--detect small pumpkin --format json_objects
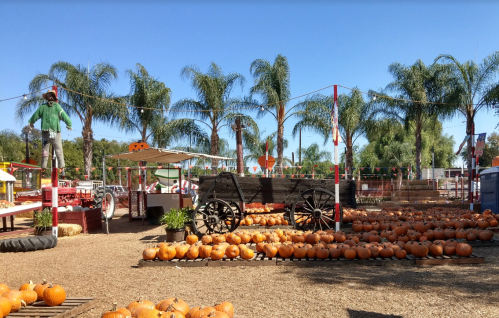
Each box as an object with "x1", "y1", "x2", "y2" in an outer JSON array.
[
  {"x1": 201, "y1": 235, "x2": 213, "y2": 245},
  {"x1": 0, "y1": 285, "x2": 9, "y2": 296},
  {"x1": 103, "y1": 303, "x2": 127, "y2": 318},
  {"x1": 210, "y1": 247, "x2": 225, "y2": 260},
  {"x1": 19, "y1": 280, "x2": 36, "y2": 291},
  {"x1": 200, "y1": 311, "x2": 230, "y2": 318},
  {"x1": 456, "y1": 242, "x2": 473, "y2": 257},
  {"x1": 43, "y1": 284, "x2": 66, "y2": 306},
  {"x1": 278, "y1": 244, "x2": 294, "y2": 258},
  {"x1": 21, "y1": 289, "x2": 38, "y2": 305},
  {"x1": 344, "y1": 248, "x2": 356, "y2": 259},
  {"x1": 213, "y1": 302, "x2": 234, "y2": 318},
  {"x1": 143, "y1": 248, "x2": 157, "y2": 260},
  {"x1": 199, "y1": 245, "x2": 212, "y2": 259},
  {"x1": 158, "y1": 244, "x2": 176, "y2": 261},
  {"x1": 33, "y1": 279, "x2": 49, "y2": 301},
  {"x1": 190, "y1": 307, "x2": 216, "y2": 318},
  {"x1": 0, "y1": 297, "x2": 12, "y2": 316},
  {"x1": 3, "y1": 291, "x2": 26, "y2": 312},
  {"x1": 264, "y1": 244, "x2": 278, "y2": 258},
  {"x1": 186, "y1": 246, "x2": 199, "y2": 259},
  {"x1": 395, "y1": 249, "x2": 407, "y2": 259},
  {"x1": 186, "y1": 234, "x2": 199, "y2": 245},
  {"x1": 225, "y1": 245, "x2": 240, "y2": 259},
  {"x1": 429, "y1": 243, "x2": 444, "y2": 257},
  {"x1": 127, "y1": 297, "x2": 155, "y2": 317},
  {"x1": 240, "y1": 247, "x2": 254, "y2": 260}
]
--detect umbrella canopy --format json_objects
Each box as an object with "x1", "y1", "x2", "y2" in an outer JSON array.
[
  {"x1": 106, "y1": 147, "x2": 233, "y2": 163},
  {"x1": 0, "y1": 169, "x2": 16, "y2": 182}
]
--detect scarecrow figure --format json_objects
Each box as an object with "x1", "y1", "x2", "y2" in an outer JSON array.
[{"x1": 28, "y1": 90, "x2": 72, "y2": 170}]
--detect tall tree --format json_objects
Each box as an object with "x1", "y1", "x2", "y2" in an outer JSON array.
[
  {"x1": 172, "y1": 62, "x2": 258, "y2": 171},
  {"x1": 244, "y1": 132, "x2": 290, "y2": 170},
  {"x1": 380, "y1": 59, "x2": 456, "y2": 180},
  {"x1": 16, "y1": 61, "x2": 119, "y2": 175},
  {"x1": 301, "y1": 143, "x2": 331, "y2": 178},
  {"x1": 461, "y1": 132, "x2": 499, "y2": 167},
  {"x1": 434, "y1": 52, "x2": 499, "y2": 181},
  {"x1": 250, "y1": 54, "x2": 291, "y2": 174},
  {"x1": 293, "y1": 89, "x2": 376, "y2": 180}
]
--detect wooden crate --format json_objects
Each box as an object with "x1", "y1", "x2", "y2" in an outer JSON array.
[
  {"x1": 7, "y1": 298, "x2": 96, "y2": 317},
  {"x1": 59, "y1": 209, "x2": 102, "y2": 233}
]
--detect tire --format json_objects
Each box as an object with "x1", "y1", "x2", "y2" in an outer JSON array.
[
  {"x1": 94, "y1": 187, "x2": 116, "y2": 220},
  {"x1": 0, "y1": 235, "x2": 57, "y2": 253}
]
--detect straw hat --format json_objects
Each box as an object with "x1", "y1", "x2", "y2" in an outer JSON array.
[{"x1": 42, "y1": 90, "x2": 57, "y2": 100}]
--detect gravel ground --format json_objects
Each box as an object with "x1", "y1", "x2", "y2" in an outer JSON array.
[{"x1": 2, "y1": 209, "x2": 499, "y2": 318}]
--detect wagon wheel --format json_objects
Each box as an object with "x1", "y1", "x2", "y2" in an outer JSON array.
[
  {"x1": 229, "y1": 201, "x2": 244, "y2": 229},
  {"x1": 290, "y1": 188, "x2": 343, "y2": 231},
  {"x1": 192, "y1": 199, "x2": 237, "y2": 235}
]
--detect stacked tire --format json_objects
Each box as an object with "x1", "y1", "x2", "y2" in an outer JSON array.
[{"x1": 0, "y1": 235, "x2": 57, "y2": 253}]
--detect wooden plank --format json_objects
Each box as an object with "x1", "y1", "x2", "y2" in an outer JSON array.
[
  {"x1": 8, "y1": 298, "x2": 96, "y2": 318},
  {"x1": 138, "y1": 259, "x2": 208, "y2": 267}
]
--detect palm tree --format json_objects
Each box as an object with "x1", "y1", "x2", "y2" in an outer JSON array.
[
  {"x1": 250, "y1": 54, "x2": 291, "y2": 174},
  {"x1": 119, "y1": 64, "x2": 206, "y2": 148},
  {"x1": 434, "y1": 52, "x2": 499, "y2": 181},
  {"x1": 382, "y1": 141, "x2": 413, "y2": 190},
  {"x1": 293, "y1": 89, "x2": 376, "y2": 180},
  {"x1": 244, "y1": 132, "x2": 291, "y2": 171},
  {"x1": 380, "y1": 59, "x2": 456, "y2": 180},
  {"x1": 16, "y1": 61, "x2": 118, "y2": 175},
  {"x1": 302, "y1": 143, "x2": 331, "y2": 179},
  {"x1": 172, "y1": 62, "x2": 258, "y2": 171}
]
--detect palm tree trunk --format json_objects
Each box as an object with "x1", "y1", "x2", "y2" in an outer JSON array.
[
  {"x1": 415, "y1": 120, "x2": 422, "y2": 180},
  {"x1": 276, "y1": 106, "x2": 285, "y2": 175},
  {"x1": 210, "y1": 129, "x2": 219, "y2": 173},
  {"x1": 346, "y1": 133, "x2": 354, "y2": 181},
  {"x1": 466, "y1": 111, "x2": 474, "y2": 200},
  {"x1": 82, "y1": 117, "x2": 93, "y2": 177}
]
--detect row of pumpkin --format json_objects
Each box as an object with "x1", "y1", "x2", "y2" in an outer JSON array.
[
  {"x1": 0, "y1": 280, "x2": 66, "y2": 317},
  {"x1": 142, "y1": 238, "x2": 473, "y2": 261},
  {"x1": 236, "y1": 214, "x2": 288, "y2": 226},
  {"x1": 103, "y1": 297, "x2": 234, "y2": 318}
]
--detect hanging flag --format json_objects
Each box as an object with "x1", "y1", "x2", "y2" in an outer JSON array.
[
  {"x1": 298, "y1": 166, "x2": 302, "y2": 169},
  {"x1": 92, "y1": 167, "x2": 95, "y2": 171},
  {"x1": 301, "y1": 174, "x2": 305, "y2": 177},
  {"x1": 158, "y1": 166, "x2": 163, "y2": 169},
  {"x1": 345, "y1": 167, "x2": 348, "y2": 171},
  {"x1": 392, "y1": 167, "x2": 395, "y2": 171},
  {"x1": 272, "y1": 174, "x2": 275, "y2": 178},
  {"x1": 108, "y1": 167, "x2": 113, "y2": 171},
  {"x1": 189, "y1": 165, "x2": 194, "y2": 169},
  {"x1": 475, "y1": 133, "x2": 486, "y2": 156},
  {"x1": 456, "y1": 135, "x2": 470, "y2": 155},
  {"x1": 376, "y1": 167, "x2": 380, "y2": 172},
  {"x1": 75, "y1": 167, "x2": 80, "y2": 171},
  {"x1": 253, "y1": 167, "x2": 257, "y2": 172},
  {"x1": 125, "y1": 167, "x2": 130, "y2": 170},
  {"x1": 205, "y1": 166, "x2": 209, "y2": 169},
  {"x1": 329, "y1": 167, "x2": 333, "y2": 172},
  {"x1": 291, "y1": 174, "x2": 294, "y2": 178},
  {"x1": 360, "y1": 167, "x2": 364, "y2": 171},
  {"x1": 222, "y1": 166, "x2": 226, "y2": 170},
  {"x1": 285, "y1": 166, "x2": 289, "y2": 169}
]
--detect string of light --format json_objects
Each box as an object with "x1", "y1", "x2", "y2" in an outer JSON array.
[{"x1": 0, "y1": 86, "x2": 52, "y2": 103}]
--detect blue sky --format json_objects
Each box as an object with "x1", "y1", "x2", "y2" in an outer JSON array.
[{"x1": 1, "y1": 1, "x2": 498, "y2": 168}]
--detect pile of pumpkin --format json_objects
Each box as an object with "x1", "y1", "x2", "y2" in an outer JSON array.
[
  {"x1": 103, "y1": 296, "x2": 234, "y2": 318},
  {"x1": 143, "y1": 229, "x2": 474, "y2": 261},
  {"x1": 347, "y1": 208, "x2": 497, "y2": 243},
  {"x1": 0, "y1": 280, "x2": 66, "y2": 317},
  {"x1": 237, "y1": 213, "x2": 288, "y2": 226}
]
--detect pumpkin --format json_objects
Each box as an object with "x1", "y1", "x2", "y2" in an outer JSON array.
[
  {"x1": 240, "y1": 248, "x2": 254, "y2": 260},
  {"x1": 213, "y1": 302, "x2": 234, "y2": 318},
  {"x1": 278, "y1": 244, "x2": 294, "y2": 258},
  {"x1": 443, "y1": 245, "x2": 456, "y2": 256},
  {"x1": 0, "y1": 285, "x2": 8, "y2": 296},
  {"x1": 200, "y1": 311, "x2": 230, "y2": 318},
  {"x1": 213, "y1": 235, "x2": 226, "y2": 244},
  {"x1": 395, "y1": 249, "x2": 407, "y2": 259},
  {"x1": 175, "y1": 244, "x2": 190, "y2": 259},
  {"x1": 33, "y1": 279, "x2": 49, "y2": 300},
  {"x1": 357, "y1": 247, "x2": 371, "y2": 259},
  {"x1": 225, "y1": 245, "x2": 240, "y2": 258},
  {"x1": 186, "y1": 246, "x2": 199, "y2": 259},
  {"x1": 252, "y1": 233, "x2": 264, "y2": 243},
  {"x1": 201, "y1": 235, "x2": 213, "y2": 245},
  {"x1": 305, "y1": 233, "x2": 320, "y2": 244},
  {"x1": 3, "y1": 291, "x2": 26, "y2": 312},
  {"x1": 456, "y1": 243, "x2": 473, "y2": 257},
  {"x1": 368, "y1": 246, "x2": 379, "y2": 258},
  {"x1": 143, "y1": 248, "x2": 157, "y2": 260},
  {"x1": 157, "y1": 298, "x2": 189, "y2": 315},
  {"x1": 344, "y1": 248, "x2": 356, "y2": 259},
  {"x1": 466, "y1": 233, "x2": 477, "y2": 241},
  {"x1": 0, "y1": 297, "x2": 11, "y2": 316},
  {"x1": 103, "y1": 303, "x2": 127, "y2": 318},
  {"x1": 20, "y1": 280, "x2": 36, "y2": 291},
  {"x1": 264, "y1": 244, "x2": 278, "y2": 258},
  {"x1": 411, "y1": 243, "x2": 429, "y2": 258},
  {"x1": 127, "y1": 297, "x2": 155, "y2": 317},
  {"x1": 43, "y1": 284, "x2": 66, "y2": 306},
  {"x1": 199, "y1": 245, "x2": 212, "y2": 258},
  {"x1": 210, "y1": 247, "x2": 225, "y2": 260},
  {"x1": 190, "y1": 307, "x2": 216, "y2": 318},
  {"x1": 21, "y1": 289, "x2": 38, "y2": 305},
  {"x1": 186, "y1": 235, "x2": 199, "y2": 245},
  {"x1": 158, "y1": 245, "x2": 176, "y2": 261},
  {"x1": 478, "y1": 230, "x2": 494, "y2": 241},
  {"x1": 306, "y1": 246, "x2": 316, "y2": 258},
  {"x1": 316, "y1": 248, "x2": 329, "y2": 259},
  {"x1": 429, "y1": 243, "x2": 444, "y2": 256},
  {"x1": 379, "y1": 246, "x2": 394, "y2": 258},
  {"x1": 117, "y1": 306, "x2": 132, "y2": 317},
  {"x1": 293, "y1": 247, "x2": 307, "y2": 259},
  {"x1": 136, "y1": 308, "x2": 166, "y2": 317}
]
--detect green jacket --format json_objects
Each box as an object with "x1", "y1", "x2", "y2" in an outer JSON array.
[{"x1": 28, "y1": 103, "x2": 72, "y2": 132}]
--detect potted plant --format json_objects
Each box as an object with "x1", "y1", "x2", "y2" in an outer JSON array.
[
  {"x1": 160, "y1": 208, "x2": 187, "y2": 242},
  {"x1": 34, "y1": 208, "x2": 52, "y2": 236}
]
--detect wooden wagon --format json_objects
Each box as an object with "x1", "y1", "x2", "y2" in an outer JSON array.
[{"x1": 193, "y1": 172, "x2": 356, "y2": 234}]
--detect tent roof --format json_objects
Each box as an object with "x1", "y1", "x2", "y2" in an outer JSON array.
[
  {"x1": 106, "y1": 147, "x2": 233, "y2": 163},
  {"x1": 0, "y1": 170, "x2": 16, "y2": 182}
]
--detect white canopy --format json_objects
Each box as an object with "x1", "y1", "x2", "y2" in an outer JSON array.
[
  {"x1": 106, "y1": 147, "x2": 233, "y2": 163},
  {"x1": 0, "y1": 169, "x2": 16, "y2": 182}
]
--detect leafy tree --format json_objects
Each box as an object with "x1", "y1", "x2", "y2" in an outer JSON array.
[
  {"x1": 460, "y1": 132, "x2": 499, "y2": 167},
  {"x1": 434, "y1": 52, "x2": 499, "y2": 180},
  {"x1": 244, "y1": 132, "x2": 290, "y2": 169},
  {"x1": 172, "y1": 62, "x2": 258, "y2": 171},
  {"x1": 0, "y1": 129, "x2": 24, "y2": 161},
  {"x1": 17, "y1": 61, "x2": 119, "y2": 175},
  {"x1": 379, "y1": 59, "x2": 456, "y2": 179},
  {"x1": 301, "y1": 143, "x2": 331, "y2": 178},
  {"x1": 250, "y1": 54, "x2": 291, "y2": 174}
]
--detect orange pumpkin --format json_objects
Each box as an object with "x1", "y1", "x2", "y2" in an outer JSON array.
[
  {"x1": 157, "y1": 297, "x2": 189, "y2": 315},
  {"x1": 21, "y1": 289, "x2": 38, "y2": 305},
  {"x1": 33, "y1": 279, "x2": 49, "y2": 301},
  {"x1": 213, "y1": 302, "x2": 234, "y2": 318},
  {"x1": 240, "y1": 248, "x2": 254, "y2": 260},
  {"x1": 19, "y1": 280, "x2": 36, "y2": 291},
  {"x1": 199, "y1": 245, "x2": 212, "y2": 259},
  {"x1": 0, "y1": 297, "x2": 12, "y2": 316},
  {"x1": 143, "y1": 248, "x2": 157, "y2": 260},
  {"x1": 158, "y1": 245, "x2": 176, "y2": 261},
  {"x1": 186, "y1": 235, "x2": 199, "y2": 245},
  {"x1": 43, "y1": 284, "x2": 66, "y2": 306},
  {"x1": 2, "y1": 291, "x2": 25, "y2": 312},
  {"x1": 200, "y1": 311, "x2": 230, "y2": 318},
  {"x1": 103, "y1": 303, "x2": 127, "y2": 318},
  {"x1": 0, "y1": 285, "x2": 9, "y2": 296},
  {"x1": 127, "y1": 297, "x2": 155, "y2": 317}
]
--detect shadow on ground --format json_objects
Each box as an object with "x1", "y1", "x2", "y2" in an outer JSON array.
[{"x1": 347, "y1": 309, "x2": 403, "y2": 318}]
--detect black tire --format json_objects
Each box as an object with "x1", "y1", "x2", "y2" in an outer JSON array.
[
  {"x1": 94, "y1": 187, "x2": 116, "y2": 220},
  {"x1": 0, "y1": 235, "x2": 57, "y2": 253}
]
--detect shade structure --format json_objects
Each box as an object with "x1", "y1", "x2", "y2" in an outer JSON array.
[
  {"x1": 106, "y1": 147, "x2": 233, "y2": 164},
  {"x1": 0, "y1": 169, "x2": 16, "y2": 182}
]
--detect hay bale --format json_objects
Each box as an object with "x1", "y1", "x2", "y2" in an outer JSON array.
[
  {"x1": 16, "y1": 211, "x2": 34, "y2": 218},
  {"x1": 58, "y1": 224, "x2": 82, "y2": 237}
]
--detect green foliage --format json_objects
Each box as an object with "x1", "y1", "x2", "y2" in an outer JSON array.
[
  {"x1": 34, "y1": 208, "x2": 52, "y2": 230},
  {"x1": 460, "y1": 132, "x2": 499, "y2": 167},
  {"x1": 159, "y1": 207, "x2": 191, "y2": 229},
  {"x1": 0, "y1": 129, "x2": 24, "y2": 161}
]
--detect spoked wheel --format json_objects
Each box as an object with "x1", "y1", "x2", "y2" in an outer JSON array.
[
  {"x1": 192, "y1": 199, "x2": 237, "y2": 235},
  {"x1": 229, "y1": 201, "x2": 244, "y2": 229},
  {"x1": 290, "y1": 188, "x2": 343, "y2": 231}
]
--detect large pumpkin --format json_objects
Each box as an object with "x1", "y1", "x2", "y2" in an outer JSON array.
[
  {"x1": 2, "y1": 291, "x2": 25, "y2": 312},
  {"x1": 103, "y1": 303, "x2": 127, "y2": 318},
  {"x1": 0, "y1": 297, "x2": 11, "y2": 316},
  {"x1": 456, "y1": 243, "x2": 473, "y2": 257},
  {"x1": 157, "y1": 297, "x2": 189, "y2": 315},
  {"x1": 43, "y1": 284, "x2": 66, "y2": 306},
  {"x1": 213, "y1": 302, "x2": 234, "y2": 318}
]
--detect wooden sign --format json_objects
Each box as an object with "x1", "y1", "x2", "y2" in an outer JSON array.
[
  {"x1": 129, "y1": 142, "x2": 150, "y2": 152},
  {"x1": 258, "y1": 155, "x2": 275, "y2": 169}
]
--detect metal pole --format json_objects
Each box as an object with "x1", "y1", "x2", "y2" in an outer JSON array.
[
  {"x1": 470, "y1": 123, "x2": 475, "y2": 211},
  {"x1": 102, "y1": 150, "x2": 108, "y2": 234},
  {"x1": 299, "y1": 128, "x2": 302, "y2": 166},
  {"x1": 188, "y1": 133, "x2": 191, "y2": 193},
  {"x1": 333, "y1": 85, "x2": 340, "y2": 232},
  {"x1": 432, "y1": 146, "x2": 435, "y2": 190},
  {"x1": 51, "y1": 85, "x2": 58, "y2": 238},
  {"x1": 265, "y1": 141, "x2": 269, "y2": 178},
  {"x1": 475, "y1": 155, "x2": 479, "y2": 201},
  {"x1": 118, "y1": 159, "x2": 122, "y2": 186},
  {"x1": 236, "y1": 117, "x2": 244, "y2": 177}
]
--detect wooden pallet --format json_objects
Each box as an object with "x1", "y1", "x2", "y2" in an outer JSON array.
[
  {"x1": 138, "y1": 252, "x2": 484, "y2": 267},
  {"x1": 7, "y1": 298, "x2": 96, "y2": 318}
]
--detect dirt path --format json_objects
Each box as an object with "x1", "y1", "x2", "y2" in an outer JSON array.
[{"x1": 1, "y1": 210, "x2": 498, "y2": 318}]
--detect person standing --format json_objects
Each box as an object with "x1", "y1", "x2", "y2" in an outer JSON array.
[{"x1": 28, "y1": 90, "x2": 72, "y2": 171}]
